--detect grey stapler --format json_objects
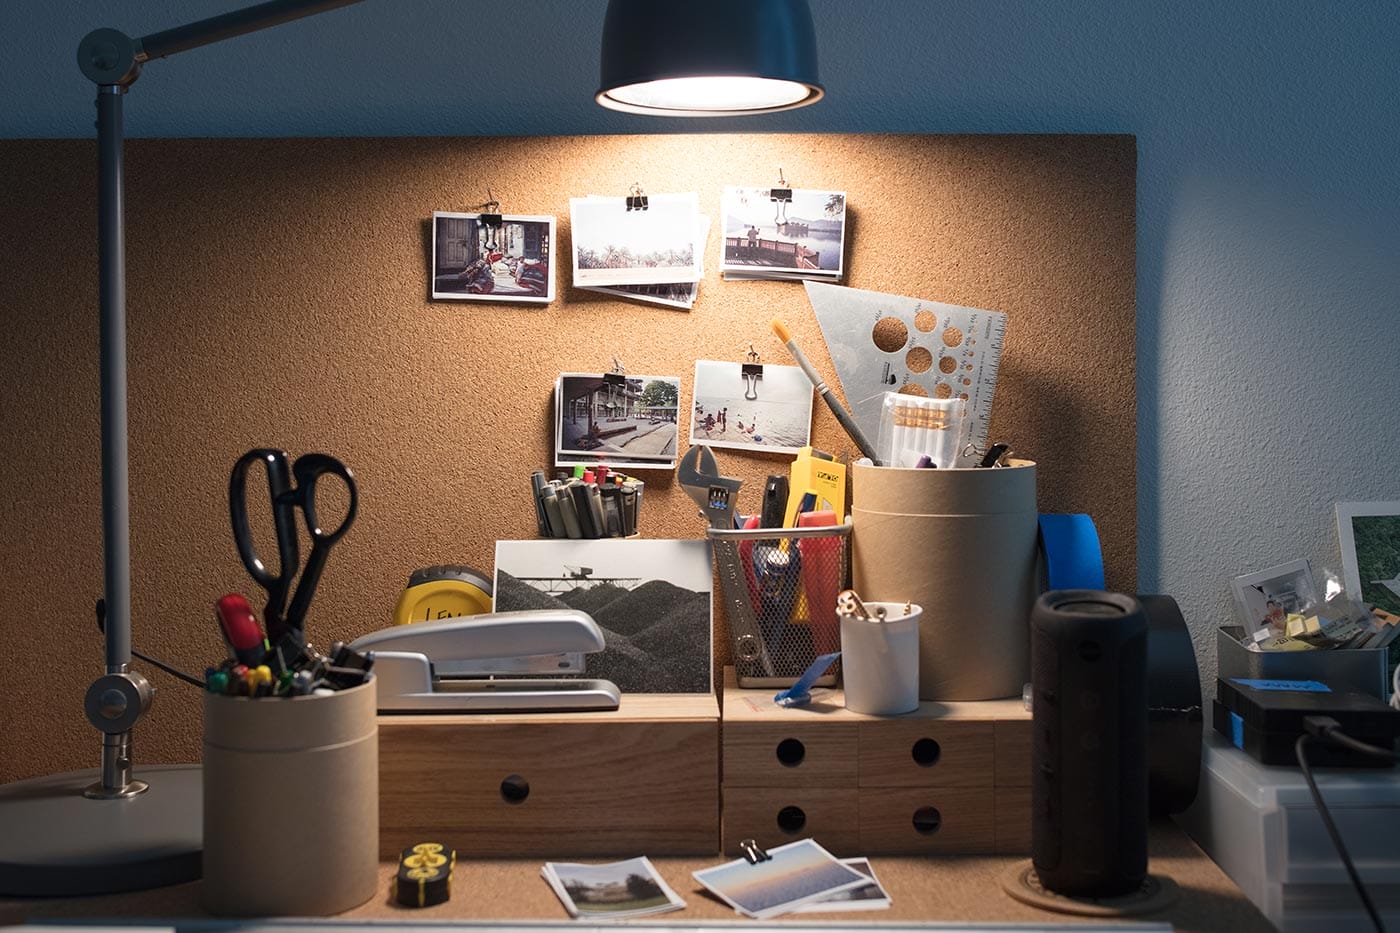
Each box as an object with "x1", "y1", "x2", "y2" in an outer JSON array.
[{"x1": 349, "y1": 609, "x2": 621, "y2": 712}]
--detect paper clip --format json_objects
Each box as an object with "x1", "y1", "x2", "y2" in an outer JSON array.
[
  {"x1": 626, "y1": 182, "x2": 649, "y2": 212},
  {"x1": 739, "y1": 838, "x2": 771, "y2": 864},
  {"x1": 741, "y1": 344, "x2": 764, "y2": 401}
]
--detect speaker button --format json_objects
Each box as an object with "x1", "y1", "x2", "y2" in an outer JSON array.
[{"x1": 1079, "y1": 691, "x2": 1100, "y2": 711}]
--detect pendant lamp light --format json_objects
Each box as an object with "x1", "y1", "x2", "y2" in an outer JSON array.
[{"x1": 597, "y1": 0, "x2": 824, "y2": 116}]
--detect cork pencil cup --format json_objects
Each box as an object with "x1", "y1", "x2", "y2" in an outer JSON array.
[{"x1": 201, "y1": 676, "x2": 378, "y2": 916}]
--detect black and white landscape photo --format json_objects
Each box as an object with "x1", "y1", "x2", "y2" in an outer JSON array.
[{"x1": 493, "y1": 539, "x2": 712, "y2": 693}]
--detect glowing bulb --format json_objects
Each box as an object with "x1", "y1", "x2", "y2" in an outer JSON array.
[{"x1": 598, "y1": 76, "x2": 820, "y2": 116}]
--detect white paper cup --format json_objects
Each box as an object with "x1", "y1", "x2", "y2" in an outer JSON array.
[{"x1": 840, "y1": 602, "x2": 921, "y2": 715}]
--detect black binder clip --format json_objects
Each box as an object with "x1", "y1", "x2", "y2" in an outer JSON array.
[
  {"x1": 602, "y1": 357, "x2": 627, "y2": 388},
  {"x1": 479, "y1": 188, "x2": 503, "y2": 229},
  {"x1": 626, "y1": 182, "x2": 649, "y2": 212},
  {"x1": 739, "y1": 838, "x2": 771, "y2": 864},
  {"x1": 741, "y1": 344, "x2": 763, "y2": 401}
]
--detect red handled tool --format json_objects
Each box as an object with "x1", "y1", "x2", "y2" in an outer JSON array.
[{"x1": 215, "y1": 594, "x2": 267, "y2": 667}]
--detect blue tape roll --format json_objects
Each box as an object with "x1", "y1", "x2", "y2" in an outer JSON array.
[{"x1": 1038, "y1": 513, "x2": 1105, "y2": 591}]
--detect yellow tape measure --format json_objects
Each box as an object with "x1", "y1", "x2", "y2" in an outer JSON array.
[
  {"x1": 393, "y1": 842, "x2": 455, "y2": 908},
  {"x1": 391, "y1": 565, "x2": 493, "y2": 626}
]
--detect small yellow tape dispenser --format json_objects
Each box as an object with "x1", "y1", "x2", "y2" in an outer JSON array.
[{"x1": 391, "y1": 565, "x2": 493, "y2": 626}]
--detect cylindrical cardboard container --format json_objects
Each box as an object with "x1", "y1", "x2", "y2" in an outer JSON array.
[
  {"x1": 841, "y1": 602, "x2": 921, "y2": 715},
  {"x1": 201, "y1": 677, "x2": 378, "y2": 916},
  {"x1": 851, "y1": 460, "x2": 1037, "y2": 700}
]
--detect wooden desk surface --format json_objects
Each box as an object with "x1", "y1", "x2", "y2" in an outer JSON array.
[{"x1": 1, "y1": 822, "x2": 1270, "y2": 932}]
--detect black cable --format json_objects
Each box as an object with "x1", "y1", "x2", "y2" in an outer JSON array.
[
  {"x1": 95, "y1": 598, "x2": 206, "y2": 689},
  {"x1": 1295, "y1": 732, "x2": 1387, "y2": 933}
]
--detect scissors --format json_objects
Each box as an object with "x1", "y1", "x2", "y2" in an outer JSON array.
[{"x1": 229, "y1": 449, "x2": 358, "y2": 668}]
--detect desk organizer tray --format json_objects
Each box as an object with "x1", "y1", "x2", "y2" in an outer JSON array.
[
  {"x1": 378, "y1": 693, "x2": 718, "y2": 857},
  {"x1": 720, "y1": 670, "x2": 1030, "y2": 856}
]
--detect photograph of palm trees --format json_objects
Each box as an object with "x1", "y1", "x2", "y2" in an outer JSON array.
[
  {"x1": 494, "y1": 539, "x2": 712, "y2": 694},
  {"x1": 570, "y1": 193, "x2": 702, "y2": 286}
]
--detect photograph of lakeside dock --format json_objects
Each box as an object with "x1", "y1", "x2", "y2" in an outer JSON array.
[
  {"x1": 556, "y1": 372, "x2": 681, "y2": 468},
  {"x1": 720, "y1": 186, "x2": 846, "y2": 281}
]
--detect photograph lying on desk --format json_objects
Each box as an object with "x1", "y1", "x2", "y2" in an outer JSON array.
[
  {"x1": 556, "y1": 372, "x2": 681, "y2": 468},
  {"x1": 570, "y1": 193, "x2": 702, "y2": 286},
  {"x1": 542, "y1": 856, "x2": 686, "y2": 920},
  {"x1": 690, "y1": 359, "x2": 814, "y2": 454},
  {"x1": 1337, "y1": 501, "x2": 1400, "y2": 615},
  {"x1": 494, "y1": 539, "x2": 712, "y2": 693},
  {"x1": 431, "y1": 211, "x2": 554, "y2": 302},
  {"x1": 580, "y1": 215, "x2": 710, "y2": 309},
  {"x1": 721, "y1": 186, "x2": 846, "y2": 281},
  {"x1": 692, "y1": 839, "x2": 869, "y2": 919}
]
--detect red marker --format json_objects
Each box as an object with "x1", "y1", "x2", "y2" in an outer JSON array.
[{"x1": 215, "y1": 594, "x2": 268, "y2": 667}]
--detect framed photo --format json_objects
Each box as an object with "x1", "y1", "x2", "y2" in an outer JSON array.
[
  {"x1": 493, "y1": 539, "x2": 713, "y2": 694},
  {"x1": 690, "y1": 359, "x2": 814, "y2": 455},
  {"x1": 720, "y1": 186, "x2": 846, "y2": 279},
  {"x1": 1230, "y1": 559, "x2": 1320, "y2": 633},
  {"x1": 570, "y1": 193, "x2": 702, "y2": 286},
  {"x1": 556, "y1": 372, "x2": 681, "y2": 468},
  {"x1": 1337, "y1": 501, "x2": 1400, "y2": 615},
  {"x1": 431, "y1": 211, "x2": 555, "y2": 303}
]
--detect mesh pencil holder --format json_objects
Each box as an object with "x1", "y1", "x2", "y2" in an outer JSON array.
[{"x1": 708, "y1": 523, "x2": 851, "y2": 688}]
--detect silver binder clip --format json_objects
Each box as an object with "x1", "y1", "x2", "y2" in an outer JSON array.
[
  {"x1": 741, "y1": 344, "x2": 763, "y2": 401},
  {"x1": 739, "y1": 838, "x2": 771, "y2": 864}
]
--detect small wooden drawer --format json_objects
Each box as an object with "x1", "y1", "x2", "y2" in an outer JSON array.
[
  {"x1": 857, "y1": 719, "x2": 994, "y2": 788},
  {"x1": 994, "y1": 785, "x2": 1032, "y2": 854},
  {"x1": 379, "y1": 695, "x2": 719, "y2": 858},
  {"x1": 722, "y1": 787, "x2": 860, "y2": 855},
  {"x1": 857, "y1": 787, "x2": 996, "y2": 855},
  {"x1": 724, "y1": 721, "x2": 858, "y2": 788},
  {"x1": 994, "y1": 719, "x2": 1032, "y2": 787}
]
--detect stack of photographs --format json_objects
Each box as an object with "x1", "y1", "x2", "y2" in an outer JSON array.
[
  {"x1": 721, "y1": 186, "x2": 847, "y2": 282},
  {"x1": 571, "y1": 194, "x2": 708, "y2": 309},
  {"x1": 542, "y1": 856, "x2": 686, "y2": 920},
  {"x1": 430, "y1": 212, "x2": 555, "y2": 303},
  {"x1": 691, "y1": 839, "x2": 877, "y2": 919},
  {"x1": 556, "y1": 372, "x2": 682, "y2": 470}
]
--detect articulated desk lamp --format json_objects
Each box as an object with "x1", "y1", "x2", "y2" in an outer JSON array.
[{"x1": 0, "y1": 0, "x2": 821, "y2": 897}]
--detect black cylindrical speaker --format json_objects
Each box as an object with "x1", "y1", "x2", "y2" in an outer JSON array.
[{"x1": 1031, "y1": 590, "x2": 1149, "y2": 898}]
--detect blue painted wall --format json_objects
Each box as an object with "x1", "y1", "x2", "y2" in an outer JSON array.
[{"x1": 6, "y1": 0, "x2": 1399, "y2": 685}]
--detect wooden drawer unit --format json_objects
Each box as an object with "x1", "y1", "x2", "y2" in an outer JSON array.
[
  {"x1": 721, "y1": 672, "x2": 1031, "y2": 855},
  {"x1": 379, "y1": 694, "x2": 719, "y2": 858}
]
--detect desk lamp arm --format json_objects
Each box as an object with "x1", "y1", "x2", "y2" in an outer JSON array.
[{"x1": 76, "y1": 0, "x2": 367, "y2": 798}]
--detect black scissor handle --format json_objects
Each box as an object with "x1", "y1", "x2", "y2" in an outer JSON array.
[
  {"x1": 228, "y1": 448, "x2": 300, "y2": 622},
  {"x1": 291, "y1": 453, "x2": 358, "y2": 543},
  {"x1": 282, "y1": 453, "x2": 358, "y2": 633}
]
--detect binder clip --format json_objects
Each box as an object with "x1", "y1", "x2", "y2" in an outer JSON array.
[
  {"x1": 771, "y1": 169, "x2": 792, "y2": 225},
  {"x1": 479, "y1": 188, "x2": 503, "y2": 229},
  {"x1": 602, "y1": 357, "x2": 627, "y2": 388},
  {"x1": 741, "y1": 344, "x2": 764, "y2": 401},
  {"x1": 739, "y1": 838, "x2": 771, "y2": 864},
  {"x1": 626, "y1": 182, "x2": 649, "y2": 212}
]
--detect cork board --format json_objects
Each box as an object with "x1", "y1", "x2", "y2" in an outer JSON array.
[{"x1": 0, "y1": 134, "x2": 1135, "y2": 782}]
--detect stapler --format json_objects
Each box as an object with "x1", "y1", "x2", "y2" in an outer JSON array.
[{"x1": 350, "y1": 610, "x2": 621, "y2": 712}]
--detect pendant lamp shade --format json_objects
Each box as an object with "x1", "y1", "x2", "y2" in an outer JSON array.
[{"x1": 597, "y1": 0, "x2": 824, "y2": 117}]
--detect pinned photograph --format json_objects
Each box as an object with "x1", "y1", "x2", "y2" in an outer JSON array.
[
  {"x1": 690, "y1": 359, "x2": 814, "y2": 454},
  {"x1": 1231, "y1": 559, "x2": 1320, "y2": 634},
  {"x1": 580, "y1": 216, "x2": 711, "y2": 309},
  {"x1": 721, "y1": 186, "x2": 846, "y2": 280},
  {"x1": 494, "y1": 539, "x2": 713, "y2": 694},
  {"x1": 431, "y1": 211, "x2": 554, "y2": 302},
  {"x1": 571, "y1": 193, "x2": 703, "y2": 286},
  {"x1": 691, "y1": 839, "x2": 868, "y2": 919},
  {"x1": 1337, "y1": 502, "x2": 1400, "y2": 615},
  {"x1": 542, "y1": 856, "x2": 685, "y2": 920},
  {"x1": 556, "y1": 372, "x2": 681, "y2": 467}
]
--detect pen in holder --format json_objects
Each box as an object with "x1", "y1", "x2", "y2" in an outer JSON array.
[
  {"x1": 201, "y1": 677, "x2": 378, "y2": 916},
  {"x1": 876, "y1": 393, "x2": 967, "y2": 468}
]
